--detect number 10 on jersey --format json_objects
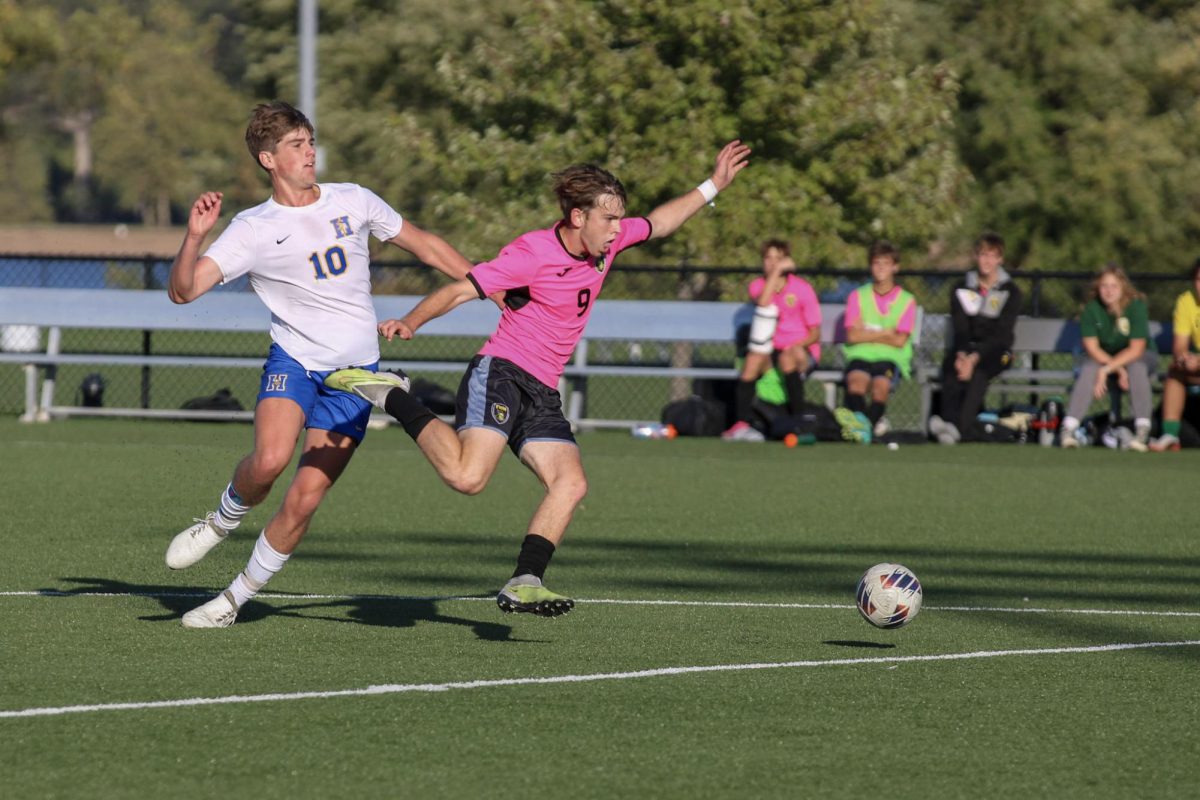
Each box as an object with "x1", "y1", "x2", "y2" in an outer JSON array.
[{"x1": 309, "y1": 246, "x2": 348, "y2": 280}]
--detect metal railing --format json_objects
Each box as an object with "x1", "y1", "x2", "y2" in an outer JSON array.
[{"x1": 2, "y1": 255, "x2": 1192, "y2": 427}]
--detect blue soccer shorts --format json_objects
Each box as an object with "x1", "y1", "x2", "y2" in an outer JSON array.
[{"x1": 258, "y1": 343, "x2": 377, "y2": 442}]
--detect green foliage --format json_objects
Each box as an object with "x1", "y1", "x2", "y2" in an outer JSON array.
[
  {"x1": 88, "y1": 2, "x2": 251, "y2": 223},
  {"x1": 0, "y1": 0, "x2": 252, "y2": 225},
  {"x1": 3, "y1": 0, "x2": 1200, "y2": 271},
  {"x1": 259, "y1": 0, "x2": 966, "y2": 266},
  {"x1": 911, "y1": 0, "x2": 1200, "y2": 271}
]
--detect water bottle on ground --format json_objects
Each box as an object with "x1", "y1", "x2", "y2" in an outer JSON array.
[
  {"x1": 1036, "y1": 398, "x2": 1061, "y2": 447},
  {"x1": 783, "y1": 432, "x2": 816, "y2": 447},
  {"x1": 631, "y1": 423, "x2": 677, "y2": 440}
]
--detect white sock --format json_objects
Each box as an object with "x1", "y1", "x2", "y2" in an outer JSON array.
[
  {"x1": 1134, "y1": 418, "x2": 1151, "y2": 435},
  {"x1": 214, "y1": 482, "x2": 251, "y2": 532},
  {"x1": 1061, "y1": 416, "x2": 1079, "y2": 433},
  {"x1": 226, "y1": 531, "x2": 290, "y2": 607}
]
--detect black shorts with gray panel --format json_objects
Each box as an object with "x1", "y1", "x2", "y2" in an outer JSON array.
[{"x1": 455, "y1": 355, "x2": 576, "y2": 455}]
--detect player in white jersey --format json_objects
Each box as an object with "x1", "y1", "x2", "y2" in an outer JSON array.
[{"x1": 163, "y1": 101, "x2": 475, "y2": 628}]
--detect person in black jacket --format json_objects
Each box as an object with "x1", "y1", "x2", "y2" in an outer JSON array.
[{"x1": 929, "y1": 232, "x2": 1023, "y2": 444}]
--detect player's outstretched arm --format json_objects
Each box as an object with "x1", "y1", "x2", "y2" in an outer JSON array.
[
  {"x1": 646, "y1": 140, "x2": 751, "y2": 240},
  {"x1": 388, "y1": 220, "x2": 474, "y2": 280},
  {"x1": 378, "y1": 278, "x2": 480, "y2": 341},
  {"x1": 168, "y1": 192, "x2": 226, "y2": 304}
]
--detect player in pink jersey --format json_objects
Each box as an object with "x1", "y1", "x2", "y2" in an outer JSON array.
[
  {"x1": 326, "y1": 140, "x2": 751, "y2": 616},
  {"x1": 721, "y1": 240, "x2": 822, "y2": 442}
]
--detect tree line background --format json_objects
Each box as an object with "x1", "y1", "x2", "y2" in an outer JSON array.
[{"x1": 1, "y1": 0, "x2": 1199, "y2": 273}]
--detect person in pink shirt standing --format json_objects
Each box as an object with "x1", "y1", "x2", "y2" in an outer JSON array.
[
  {"x1": 836, "y1": 240, "x2": 918, "y2": 444},
  {"x1": 721, "y1": 240, "x2": 822, "y2": 441},
  {"x1": 325, "y1": 140, "x2": 751, "y2": 616}
]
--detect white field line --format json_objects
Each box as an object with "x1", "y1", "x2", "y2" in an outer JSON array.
[
  {"x1": 3, "y1": 639, "x2": 1198, "y2": 720},
  {"x1": 2, "y1": 589, "x2": 1200, "y2": 618}
]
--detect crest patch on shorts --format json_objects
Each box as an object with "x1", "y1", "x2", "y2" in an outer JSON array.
[{"x1": 491, "y1": 402, "x2": 510, "y2": 424}]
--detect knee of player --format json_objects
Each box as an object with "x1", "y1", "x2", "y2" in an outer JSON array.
[
  {"x1": 446, "y1": 472, "x2": 489, "y2": 496},
  {"x1": 249, "y1": 449, "x2": 293, "y2": 481},
  {"x1": 553, "y1": 473, "x2": 588, "y2": 505},
  {"x1": 283, "y1": 484, "x2": 327, "y2": 518}
]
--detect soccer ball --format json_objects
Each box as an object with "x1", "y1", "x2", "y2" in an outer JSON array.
[{"x1": 855, "y1": 563, "x2": 923, "y2": 628}]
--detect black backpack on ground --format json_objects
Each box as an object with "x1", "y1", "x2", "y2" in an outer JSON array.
[
  {"x1": 661, "y1": 395, "x2": 727, "y2": 437},
  {"x1": 766, "y1": 402, "x2": 843, "y2": 442},
  {"x1": 181, "y1": 388, "x2": 244, "y2": 412}
]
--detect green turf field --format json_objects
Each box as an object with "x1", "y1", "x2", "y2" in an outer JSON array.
[{"x1": 3, "y1": 418, "x2": 1198, "y2": 798}]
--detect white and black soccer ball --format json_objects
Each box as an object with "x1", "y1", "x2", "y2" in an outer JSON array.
[{"x1": 855, "y1": 563, "x2": 923, "y2": 629}]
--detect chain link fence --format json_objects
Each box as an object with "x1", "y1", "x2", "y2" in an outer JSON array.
[{"x1": 1, "y1": 254, "x2": 1192, "y2": 430}]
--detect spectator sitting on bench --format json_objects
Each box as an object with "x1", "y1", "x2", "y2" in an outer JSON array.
[
  {"x1": 1061, "y1": 266, "x2": 1155, "y2": 450},
  {"x1": 1150, "y1": 257, "x2": 1200, "y2": 451},
  {"x1": 929, "y1": 232, "x2": 1023, "y2": 444},
  {"x1": 722, "y1": 239, "x2": 821, "y2": 441},
  {"x1": 836, "y1": 239, "x2": 918, "y2": 444}
]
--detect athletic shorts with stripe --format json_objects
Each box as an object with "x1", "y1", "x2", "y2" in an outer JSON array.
[{"x1": 455, "y1": 354, "x2": 576, "y2": 456}]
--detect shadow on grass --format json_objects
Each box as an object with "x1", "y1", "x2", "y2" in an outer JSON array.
[
  {"x1": 823, "y1": 640, "x2": 897, "y2": 650},
  {"x1": 291, "y1": 532, "x2": 1200, "y2": 665},
  {"x1": 267, "y1": 596, "x2": 522, "y2": 642},
  {"x1": 44, "y1": 577, "x2": 528, "y2": 642}
]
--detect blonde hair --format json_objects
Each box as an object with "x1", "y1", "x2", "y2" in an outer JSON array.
[{"x1": 1089, "y1": 265, "x2": 1141, "y2": 313}]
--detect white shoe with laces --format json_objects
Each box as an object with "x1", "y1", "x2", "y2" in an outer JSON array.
[
  {"x1": 181, "y1": 590, "x2": 239, "y2": 628},
  {"x1": 165, "y1": 512, "x2": 229, "y2": 570}
]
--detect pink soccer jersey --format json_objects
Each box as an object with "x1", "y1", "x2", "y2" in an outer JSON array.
[
  {"x1": 468, "y1": 216, "x2": 653, "y2": 388},
  {"x1": 844, "y1": 285, "x2": 917, "y2": 333},
  {"x1": 748, "y1": 273, "x2": 822, "y2": 361}
]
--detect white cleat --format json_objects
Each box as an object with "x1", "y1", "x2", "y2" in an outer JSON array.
[
  {"x1": 165, "y1": 513, "x2": 229, "y2": 570},
  {"x1": 181, "y1": 590, "x2": 239, "y2": 629}
]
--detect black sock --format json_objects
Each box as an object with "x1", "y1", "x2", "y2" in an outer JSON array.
[
  {"x1": 783, "y1": 371, "x2": 806, "y2": 416},
  {"x1": 513, "y1": 534, "x2": 556, "y2": 580},
  {"x1": 383, "y1": 389, "x2": 437, "y2": 440},
  {"x1": 845, "y1": 393, "x2": 867, "y2": 414},
  {"x1": 735, "y1": 379, "x2": 756, "y2": 422},
  {"x1": 867, "y1": 402, "x2": 886, "y2": 426}
]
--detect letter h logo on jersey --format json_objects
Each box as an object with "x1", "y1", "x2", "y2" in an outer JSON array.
[
  {"x1": 265, "y1": 373, "x2": 288, "y2": 392},
  {"x1": 330, "y1": 216, "x2": 354, "y2": 239}
]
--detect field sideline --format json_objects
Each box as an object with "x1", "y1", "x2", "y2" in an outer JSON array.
[{"x1": 2, "y1": 419, "x2": 1198, "y2": 798}]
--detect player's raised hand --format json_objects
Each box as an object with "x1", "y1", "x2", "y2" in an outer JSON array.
[
  {"x1": 710, "y1": 140, "x2": 751, "y2": 191},
  {"x1": 187, "y1": 192, "x2": 223, "y2": 238},
  {"x1": 378, "y1": 318, "x2": 415, "y2": 341}
]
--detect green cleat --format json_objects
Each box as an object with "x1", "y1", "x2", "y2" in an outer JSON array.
[
  {"x1": 324, "y1": 368, "x2": 410, "y2": 409},
  {"x1": 834, "y1": 407, "x2": 873, "y2": 445},
  {"x1": 496, "y1": 575, "x2": 575, "y2": 617}
]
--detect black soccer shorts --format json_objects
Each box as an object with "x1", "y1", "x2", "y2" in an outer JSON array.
[{"x1": 455, "y1": 355, "x2": 576, "y2": 455}]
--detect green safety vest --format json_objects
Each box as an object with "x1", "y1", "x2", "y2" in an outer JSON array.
[{"x1": 840, "y1": 284, "x2": 915, "y2": 378}]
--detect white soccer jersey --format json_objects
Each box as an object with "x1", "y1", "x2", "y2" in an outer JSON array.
[{"x1": 203, "y1": 182, "x2": 402, "y2": 371}]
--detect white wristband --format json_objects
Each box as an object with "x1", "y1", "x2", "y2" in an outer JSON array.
[{"x1": 697, "y1": 179, "x2": 718, "y2": 204}]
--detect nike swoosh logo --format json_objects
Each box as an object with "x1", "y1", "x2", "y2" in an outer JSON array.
[
  {"x1": 556, "y1": 267, "x2": 570, "y2": 276},
  {"x1": 276, "y1": 235, "x2": 291, "y2": 245}
]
